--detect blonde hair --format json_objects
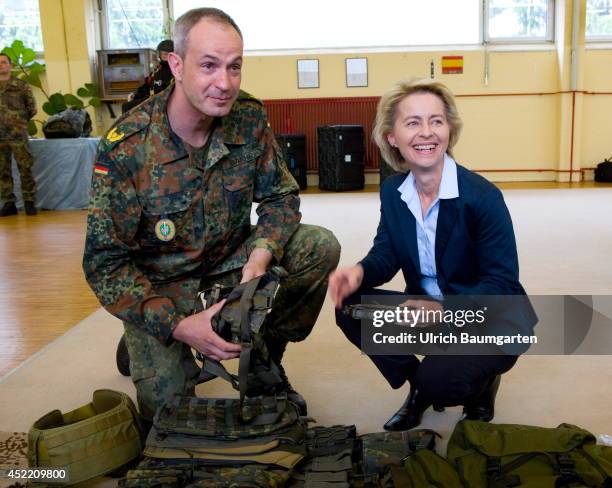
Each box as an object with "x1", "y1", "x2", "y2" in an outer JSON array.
[{"x1": 373, "y1": 78, "x2": 463, "y2": 171}]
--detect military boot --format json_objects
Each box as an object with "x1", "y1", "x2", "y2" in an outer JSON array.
[
  {"x1": 384, "y1": 388, "x2": 430, "y2": 431},
  {"x1": 462, "y1": 374, "x2": 501, "y2": 422},
  {"x1": 277, "y1": 362, "x2": 308, "y2": 416},
  {"x1": 0, "y1": 202, "x2": 17, "y2": 217},
  {"x1": 267, "y1": 339, "x2": 308, "y2": 416},
  {"x1": 24, "y1": 201, "x2": 37, "y2": 215}
]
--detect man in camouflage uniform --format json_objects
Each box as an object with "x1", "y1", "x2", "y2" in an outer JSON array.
[
  {"x1": 0, "y1": 53, "x2": 37, "y2": 216},
  {"x1": 83, "y1": 8, "x2": 340, "y2": 423}
]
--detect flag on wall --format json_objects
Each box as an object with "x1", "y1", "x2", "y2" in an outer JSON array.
[{"x1": 441, "y1": 56, "x2": 463, "y2": 74}]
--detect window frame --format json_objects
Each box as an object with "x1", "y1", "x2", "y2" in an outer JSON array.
[{"x1": 483, "y1": 0, "x2": 555, "y2": 44}]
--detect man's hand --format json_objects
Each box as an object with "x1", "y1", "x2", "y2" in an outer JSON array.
[
  {"x1": 171, "y1": 300, "x2": 241, "y2": 361},
  {"x1": 329, "y1": 264, "x2": 364, "y2": 309},
  {"x1": 241, "y1": 248, "x2": 273, "y2": 283}
]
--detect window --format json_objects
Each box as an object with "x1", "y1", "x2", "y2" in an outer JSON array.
[
  {"x1": 485, "y1": 0, "x2": 555, "y2": 42},
  {"x1": 99, "y1": 0, "x2": 556, "y2": 51},
  {"x1": 0, "y1": 0, "x2": 43, "y2": 52},
  {"x1": 102, "y1": 0, "x2": 166, "y2": 49},
  {"x1": 172, "y1": 0, "x2": 480, "y2": 51},
  {"x1": 586, "y1": 0, "x2": 612, "y2": 39}
]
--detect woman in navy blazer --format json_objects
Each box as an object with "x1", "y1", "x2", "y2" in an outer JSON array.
[{"x1": 330, "y1": 78, "x2": 537, "y2": 431}]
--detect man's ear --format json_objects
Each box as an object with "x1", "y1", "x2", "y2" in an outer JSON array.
[{"x1": 167, "y1": 52, "x2": 183, "y2": 82}]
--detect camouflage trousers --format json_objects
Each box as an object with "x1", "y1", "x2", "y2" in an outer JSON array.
[
  {"x1": 0, "y1": 140, "x2": 36, "y2": 203},
  {"x1": 124, "y1": 223, "x2": 341, "y2": 420}
]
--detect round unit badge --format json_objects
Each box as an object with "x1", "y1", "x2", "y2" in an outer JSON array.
[{"x1": 155, "y1": 219, "x2": 176, "y2": 242}]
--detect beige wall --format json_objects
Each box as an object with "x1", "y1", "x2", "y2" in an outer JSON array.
[{"x1": 34, "y1": 0, "x2": 608, "y2": 181}]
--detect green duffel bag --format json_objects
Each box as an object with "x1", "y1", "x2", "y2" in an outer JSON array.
[
  {"x1": 381, "y1": 449, "x2": 464, "y2": 488},
  {"x1": 28, "y1": 389, "x2": 143, "y2": 485},
  {"x1": 447, "y1": 420, "x2": 612, "y2": 488}
]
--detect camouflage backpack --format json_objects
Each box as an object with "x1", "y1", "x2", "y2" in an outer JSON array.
[{"x1": 43, "y1": 108, "x2": 92, "y2": 138}]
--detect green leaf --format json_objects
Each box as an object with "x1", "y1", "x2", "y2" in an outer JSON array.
[
  {"x1": 10, "y1": 40, "x2": 25, "y2": 56},
  {"x1": 21, "y1": 48, "x2": 36, "y2": 65},
  {"x1": 64, "y1": 94, "x2": 84, "y2": 108},
  {"x1": 42, "y1": 101, "x2": 54, "y2": 116},
  {"x1": 25, "y1": 72, "x2": 42, "y2": 89},
  {"x1": 29, "y1": 62, "x2": 45, "y2": 75},
  {"x1": 44, "y1": 93, "x2": 67, "y2": 115},
  {"x1": 77, "y1": 83, "x2": 100, "y2": 98},
  {"x1": 89, "y1": 97, "x2": 102, "y2": 107},
  {"x1": 1, "y1": 47, "x2": 17, "y2": 63},
  {"x1": 28, "y1": 120, "x2": 38, "y2": 137}
]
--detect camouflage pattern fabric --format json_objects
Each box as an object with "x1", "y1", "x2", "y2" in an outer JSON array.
[
  {"x1": 0, "y1": 77, "x2": 37, "y2": 141},
  {"x1": 0, "y1": 77, "x2": 37, "y2": 204},
  {"x1": 360, "y1": 429, "x2": 438, "y2": 477},
  {"x1": 83, "y1": 85, "x2": 340, "y2": 420},
  {"x1": 124, "y1": 224, "x2": 339, "y2": 421},
  {"x1": 0, "y1": 141, "x2": 36, "y2": 203},
  {"x1": 120, "y1": 460, "x2": 290, "y2": 488},
  {"x1": 152, "y1": 395, "x2": 300, "y2": 439}
]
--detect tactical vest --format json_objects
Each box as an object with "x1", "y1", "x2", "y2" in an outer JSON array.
[
  {"x1": 195, "y1": 267, "x2": 288, "y2": 411},
  {"x1": 28, "y1": 389, "x2": 143, "y2": 485},
  {"x1": 120, "y1": 270, "x2": 441, "y2": 487}
]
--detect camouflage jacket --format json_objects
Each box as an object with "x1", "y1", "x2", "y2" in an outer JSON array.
[
  {"x1": 83, "y1": 86, "x2": 300, "y2": 344},
  {"x1": 0, "y1": 76, "x2": 37, "y2": 140}
]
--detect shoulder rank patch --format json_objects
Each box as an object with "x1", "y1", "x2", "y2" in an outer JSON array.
[{"x1": 106, "y1": 127, "x2": 125, "y2": 143}]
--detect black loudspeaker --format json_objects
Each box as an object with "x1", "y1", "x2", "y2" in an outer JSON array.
[
  {"x1": 276, "y1": 134, "x2": 308, "y2": 190},
  {"x1": 317, "y1": 125, "x2": 365, "y2": 191}
]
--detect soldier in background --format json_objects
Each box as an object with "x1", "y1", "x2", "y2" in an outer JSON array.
[
  {"x1": 0, "y1": 53, "x2": 37, "y2": 216},
  {"x1": 121, "y1": 40, "x2": 174, "y2": 114},
  {"x1": 83, "y1": 8, "x2": 340, "y2": 425}
]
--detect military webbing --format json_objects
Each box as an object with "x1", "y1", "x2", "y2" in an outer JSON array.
[
  {"x1": 28, "y1": 389, "x2": 142, "y2": 485},
  {"x1": 288, "y1": 425, "x2": 358, "y2": 488},
  {"x1": 197, "y1": 268, "x2": 286, "y2": 416},
  {"x1": 153, "y1": 395, "x2": 299, "y2": 438}
]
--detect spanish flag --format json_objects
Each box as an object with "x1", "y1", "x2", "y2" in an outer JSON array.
[{"x1": 442, "y1": 56, "x2": 463, "y2": 74}]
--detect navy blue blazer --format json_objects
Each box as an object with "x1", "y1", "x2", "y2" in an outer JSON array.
[{"x1": 360, "y1": 164, "x2": 537, "y2": 337}]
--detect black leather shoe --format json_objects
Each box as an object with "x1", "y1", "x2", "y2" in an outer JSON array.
[
  {"x1": 0, "y1": 202, "x2": 17, "y2": 217},
  {"x1": 384, "y1": 389, "x2": 430, "y2": 431},
  {"x1": 277, "y1": 363, "x2": 308, "y2": 416},
  {"x1": 463, "y1": 375, "x2": 501, "y2": 422},
  {"x1": 24, "y1": 201, "x2": 37, "y2": 215}
]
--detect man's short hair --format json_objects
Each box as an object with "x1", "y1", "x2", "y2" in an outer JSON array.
[
  {"x1": 174, "y1": 7, "x2": 242, "y2": 58},
  {"x1": 372, "y1": 78, "x2": 463, "y2": 171},
  {"x1": 0, "y1": 53, "x2": 12, "y2": 63}
]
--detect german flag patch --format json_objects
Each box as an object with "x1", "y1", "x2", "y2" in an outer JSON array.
[{"x1": 94, "y1": 163, "x2": 109, "y2": 176}]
